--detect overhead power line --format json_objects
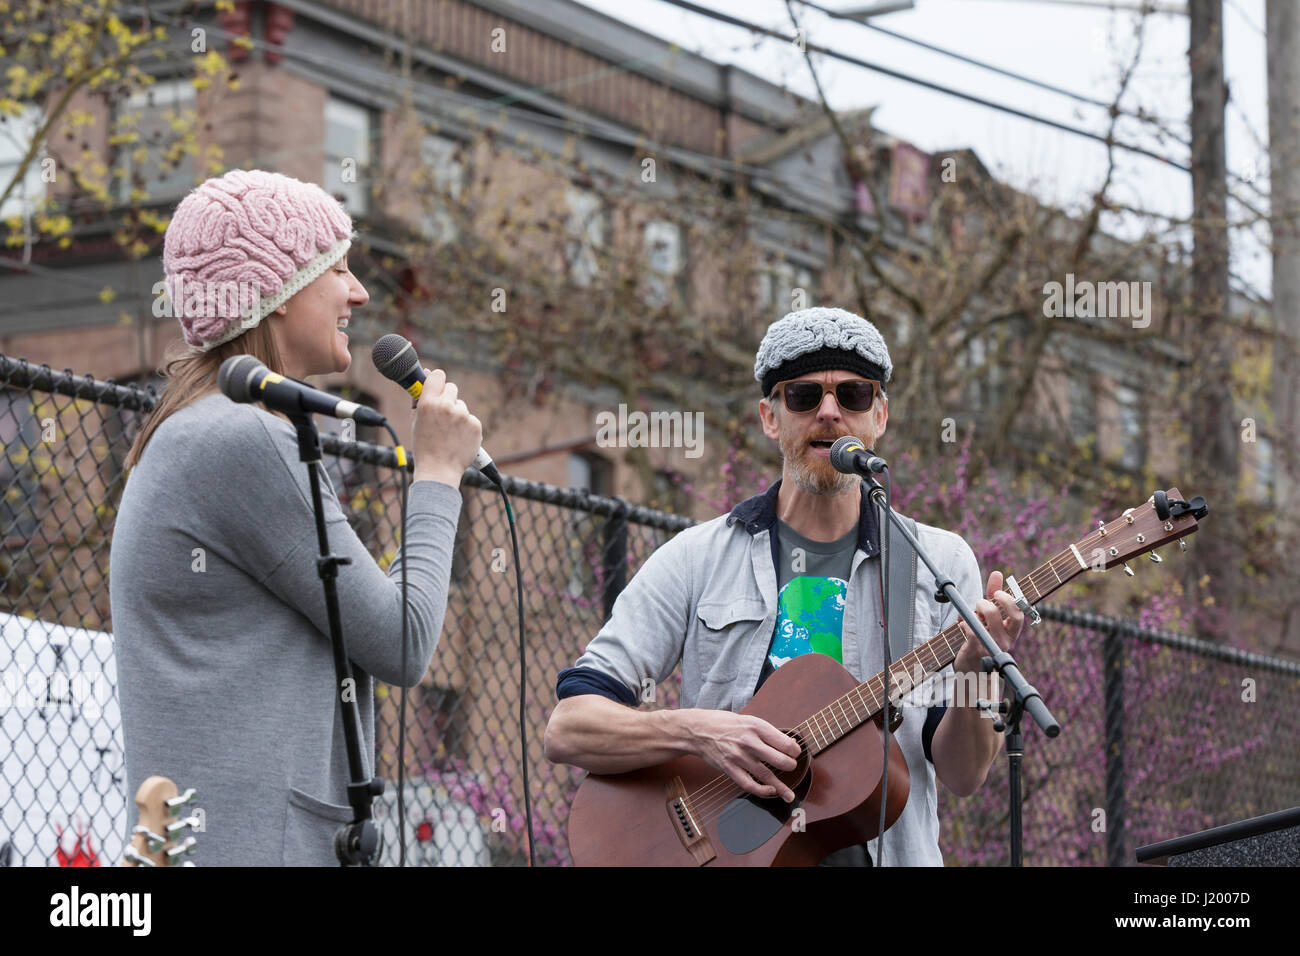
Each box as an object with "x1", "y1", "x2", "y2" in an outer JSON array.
[
  {"x1": 798, "y1": 0, "x2": 1226, "y2": 156},
  {"x1": 801, "y1": 0, "x2": 1126, "y2": 113},
  {"x1": 653, "y1": 0, "x2": 1192, "y2": 172}
]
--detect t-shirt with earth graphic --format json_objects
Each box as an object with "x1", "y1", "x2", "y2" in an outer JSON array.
[
  {"x1": 757, "y1": 516, "x2": 874, "y2": 866},
  {"x1": 756, "y1": 516, "x2": 858, "y2": 692}
]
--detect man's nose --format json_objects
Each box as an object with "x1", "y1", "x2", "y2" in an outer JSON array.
[{"x1": 817, "y1": 391, "x2": 842, "y2": 420}]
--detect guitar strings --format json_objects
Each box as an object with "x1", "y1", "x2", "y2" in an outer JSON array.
[{"x1": 682, "y1": 517, "x2": 1151, "y2": 821}]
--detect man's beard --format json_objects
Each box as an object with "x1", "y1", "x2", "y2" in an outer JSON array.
[{"x1": 779, "y1": 423, "x2": 861, "y2": 496}]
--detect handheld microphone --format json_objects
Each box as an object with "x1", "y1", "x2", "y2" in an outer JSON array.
[
  {"x1": 218, "y1": 355, "x2": 387, "y2": 426},
  {"x1": 371, "y1": 333, "x2": 502, "y2": 486},
  {"x1": 829, "y1": 435, "x2": 888, "y2": 477}
]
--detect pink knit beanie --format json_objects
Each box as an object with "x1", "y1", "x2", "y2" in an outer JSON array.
[{"x1": 162, "y1": 169, "x2": 354, "y2": 351}]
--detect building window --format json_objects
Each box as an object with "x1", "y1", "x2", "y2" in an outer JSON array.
[
  {"x1": 116, "y1": 78, "x2": 197, "y2": 203},
  {"x1": 567, "y1": 451, "x2": 612, "y2": 497},
  {"x1": 417, "y1": 684, "x2": 465, "y2": 762},
  {"x1": 1253, "y1": 435, "x2": 1274, "y2": 503},
  {"x1": 565, "y1": 186, "x2": 605, "y2": 288},
  {"x1": 420, "y1": 133, "x2": 464, "y2": 243},
  {"x1": 755, "y1": 255, "x2": 813, "y2": 320},
  {"x1": 104, "y1": 372, "x2": 164, "y2": 490},
  {"x1": 566, "y1": 452, "x2": 614, "y2": 601},
  {"x1": 965, "y1": 337, "x2": 998, "y2": 409},
  {"x1": 1068, "y1": 371, "x2": 1096, "y2": 442},
  {"x1": 1114, "y1": 385, "x2": 1145, "y2": 471},
  {"x1": 0, "y1": 103, "x2": 46, "y2": 221},
  {"x1": 650, "y1": 468, "x2": 689, "y2": 516},
  {"x1": 0, "y1": 388, "x2": 40, "y2": 542},
  {"x1": 642, "y1": 220, "x2": 683, "y2": 308},
  {"x1": 324, "y1": 97, "x2": 371, "y2": 215}
]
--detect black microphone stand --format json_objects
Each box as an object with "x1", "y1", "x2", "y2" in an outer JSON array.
[
  {"x1": 862, "y1": 473, "x2": 1060, "y2": 867},
  {"x1": 874, "y1": 468, "x2": 892, "y2": 868},
  {"x1": 287, "y1": 412, "x2": 384, "y2": 866}
]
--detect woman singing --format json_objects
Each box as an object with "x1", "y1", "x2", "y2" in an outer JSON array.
[{"x1": 109, "y1": 169, "x2": 481, "y2": 865}]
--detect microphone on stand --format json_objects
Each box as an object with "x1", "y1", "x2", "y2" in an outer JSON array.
[
  {"x1": 829, "y1": 435, "x2": 888, "y2": 477},
  {"x1": 218, "y1": 355, "x2": 387, "y2": 426},
  {"x1": 370, "y1": 333, "x2": 502, "y2": 486}
]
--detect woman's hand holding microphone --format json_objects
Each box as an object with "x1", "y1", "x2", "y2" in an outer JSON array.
[{"x1": 410, "y1": 368, "x2": 484, "y2": 489}]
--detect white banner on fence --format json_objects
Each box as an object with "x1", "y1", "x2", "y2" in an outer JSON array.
[
  {"x1": 0, "y1": 611, "x2": 126, "y2": 867},
  {"x1": 0, "y1": 611, "x2": 491, "y2": 867}
]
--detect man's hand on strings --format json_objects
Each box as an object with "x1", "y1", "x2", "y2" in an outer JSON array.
[{"x1": 952, "y1": 570, "x2": 1024, "y2": 675}]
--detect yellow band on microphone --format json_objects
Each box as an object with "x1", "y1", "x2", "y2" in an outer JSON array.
[
  {"x1": 406, "y1": 380, "x2": 422, "y2": 399},
  {"x1": 393, "y1": 445, "x2": 407, "y2": 468},
  {"x1": 260, "y1": 372, "x2": 284, "y2": 389}
]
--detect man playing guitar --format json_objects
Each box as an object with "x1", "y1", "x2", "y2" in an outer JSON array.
[{"x1": 544, "y1": 307, "x2": 1025, "y2": 866}]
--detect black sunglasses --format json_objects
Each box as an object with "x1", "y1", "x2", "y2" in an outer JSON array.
[{"x1": 780, "y1": 379, "x2": 881, "y2": 413}]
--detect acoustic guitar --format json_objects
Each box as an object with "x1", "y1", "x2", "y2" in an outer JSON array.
[
  {"x1": 567, "y1": 489, "x2": 1208, "y2": 866},
  {"x1": 121, "y1": 776, "x2": 200, "y2": 867}
]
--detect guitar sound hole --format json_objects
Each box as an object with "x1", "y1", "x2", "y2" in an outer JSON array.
[{"x1": 716, "y1": 730, "x2": 812, "y2": 856}]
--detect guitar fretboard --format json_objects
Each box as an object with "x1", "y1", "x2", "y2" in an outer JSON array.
[{"x1": 791, "y1": 535, "x2": 1097, "y2": 755}]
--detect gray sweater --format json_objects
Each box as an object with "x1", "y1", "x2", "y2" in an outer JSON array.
[{"x1": 109, "y1": 392, "x2": 462, "y2": 866}]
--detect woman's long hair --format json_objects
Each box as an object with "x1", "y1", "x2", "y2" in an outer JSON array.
[{"x1": 124, "y1": 317, "x2": 287, "y2": 472}]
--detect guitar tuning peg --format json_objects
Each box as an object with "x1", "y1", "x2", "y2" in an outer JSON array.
[
  {"x1": 1148, "y1": 551, "x2": 1163, "y2": 563},
  {"x1": 1122, "y1": 562, "x2": 1135, "y2": 576}
]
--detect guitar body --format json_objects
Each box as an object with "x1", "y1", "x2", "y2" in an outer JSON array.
[{"x1": 568, "y1": 653, "x2": 911, "y2": 866}]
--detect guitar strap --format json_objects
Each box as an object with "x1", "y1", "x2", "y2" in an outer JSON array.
[{"x1": 883, "y1": 508, "x2": 920, "y2": 662}]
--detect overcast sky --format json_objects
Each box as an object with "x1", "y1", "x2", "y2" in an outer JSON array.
[{"x1": 576, "y1": 0, "x2": 1272, "y2": 297}]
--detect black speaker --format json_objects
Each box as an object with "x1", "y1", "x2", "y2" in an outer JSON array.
[{"x1": 1136, "y1": 806, "x2": 1300, "y2": 866}]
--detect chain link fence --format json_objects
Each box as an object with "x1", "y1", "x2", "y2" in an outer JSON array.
[{"x1": 2, "y1": 354, "x2": 1298, "y2": 866}]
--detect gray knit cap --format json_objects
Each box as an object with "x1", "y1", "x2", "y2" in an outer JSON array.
[{"x1": 754, "y1": 306, "x2": 893, "y2": 396}]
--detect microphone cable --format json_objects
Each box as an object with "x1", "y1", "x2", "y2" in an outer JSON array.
[
  {"x1": 496, "y1": 481, "x2": 535, "y2": 868},
  {"x1": 380, "y1": 426, "x2": 535, "y2": 868},
  {"x1": 377, "y1": 421, "x2": 412, "y2": 867}
]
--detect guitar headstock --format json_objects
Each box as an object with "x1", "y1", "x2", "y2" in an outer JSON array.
[
  {"x1": 1080, "y1": 487, "x2": 1207, "y2": 573},
  {"x1": 122, "y1": 776, "x2": 199, "y2": 867}
]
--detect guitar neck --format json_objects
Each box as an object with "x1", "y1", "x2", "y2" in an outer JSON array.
[{"x1": 793, "y1": 544, "x2": 1089, "y2": 755}]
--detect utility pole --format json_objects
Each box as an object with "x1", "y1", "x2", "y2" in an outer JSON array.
[
  {"x1": 1188, "y1": 0, "x2": 1239, "y2": 635},
  {"x1": 1267, "y1": 2, "x2": 1300, "y2": 655}
]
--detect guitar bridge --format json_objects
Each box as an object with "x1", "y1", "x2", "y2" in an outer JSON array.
[{"x1": 666, "y1": 778, "x2": 715, "y2": 865}]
